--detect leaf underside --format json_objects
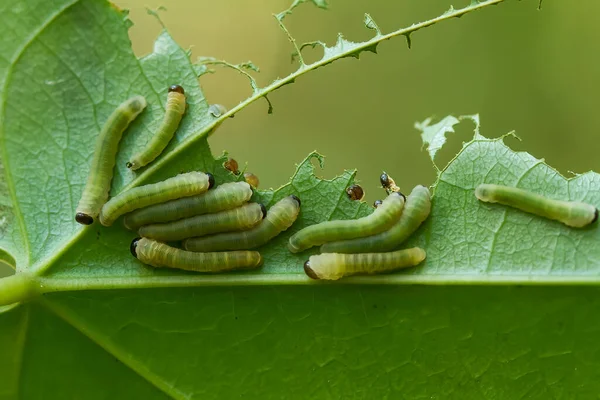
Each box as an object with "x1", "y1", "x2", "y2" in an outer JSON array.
[{"x1": 0, "y1": 0, "x2": 598, "y2": 399}]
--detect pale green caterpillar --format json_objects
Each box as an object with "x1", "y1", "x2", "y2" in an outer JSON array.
[
  {"x1": 287, "y1": 192, "x2": 405, "y2": 253},
  {"x1": 131, "y1": 237, "x2": 263, "y2": 272},
  {"x1": 304, "y1": 247, "x2": 426, "y2": 281},
  {"x1": 321, "y1": 185, "x2": 431, "y2": 253},
  {"x1": 475, "y1": 184, "x2": 598, "y2": 228},
  {"x1": 99, "y1": 171, "x2": 214, "y2": 226},
  {"x1": 139, "y1": 203, "x2": 266, "y2": 242},
  {"x1": 126, "y1": 85, "x2": 186, "y2": 170},
  {"x1": 184, "y1": 195, "x2": 301, "y2": 252},
  {"x1": 123, "y1": 181, "x2": 253, "y2": 230},
  {"x1": 75, "y1": 95, "x2": 147, "y2": 225}
]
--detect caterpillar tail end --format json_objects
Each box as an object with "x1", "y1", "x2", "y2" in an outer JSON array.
[
  {"x1": 414, "y1": 247, "x2": 427, "y2": 265},
  {"x1": 75, "y1": 212, "x2": 94, "y2": 225},
  {"x1": 98, "y1": 213, "x2": 112, "y2": 227},
  {"x1": 303, "y1": 260, "x2": 319, "y2": 280},
  {"x1": 287, "y1": 241, "x2": 301, "y2": 254},
  {"x1": 130, "y1": 238, "x2": 141, "y2": 258},
  {"x1": 122, "y1": 217, "x2": 135, "y2": 231}
]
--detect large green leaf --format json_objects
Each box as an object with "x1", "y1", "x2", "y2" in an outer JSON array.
[{"x1": 1, "y1": 0, "x2": 598, "y2": 398}]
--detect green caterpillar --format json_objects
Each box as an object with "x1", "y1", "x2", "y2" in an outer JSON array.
[
  {"x1": 139, "y1": 203, "x2": 266, "y2": 242},
  {"x1": 123, "y1": 181, "x2": 253, "y2": 230},
  {"x1": 475, "y1": 184, "x2": 598, "y2": 228},
  {"x1": 99, "y1": 171, "x2": 214, "y2": 226},
  {"x1": 127, "y1": 85, "x2": 187, "y2": 170},
  {"x1": 131, "y1": 237, "x2": 263, "y2": 272},
  {"x1": 321, "y1": 185, "x2": 431, "y2": 253},
  {"x1": 304, "y1": 247, "x2": 426, "y2": 281},
  {"x1": 288, "y1": 192, "x2": 405, "y2": 253},
  {"x1": 184, "y1": 195, "x2": 301, "y2": 252},
  {"x1": 75, "y1": 95, "x2": 147, "y2": 225}
]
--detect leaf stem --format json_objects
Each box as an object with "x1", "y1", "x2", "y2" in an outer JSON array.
[
  {"x1": 125, "y1": 0, "x2": 507, "y2": 191},
  {"x1": 35, "y1": 273, "x2": 600, "y2": 295},
  {"x1": 0, "y1": 273, "x2": 40, "y2": 306}
]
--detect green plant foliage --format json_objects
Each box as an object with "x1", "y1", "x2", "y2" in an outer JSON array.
[{"x1": 1, "y1": 0, "x2": 598, "y2": 398}]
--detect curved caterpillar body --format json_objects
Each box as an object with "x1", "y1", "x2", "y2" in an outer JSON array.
[
  {"x1": 475, "y1": 184, "x2": 598, "y2": 228},
  {"x1": 184, "y1": 195, "x2": 301, "y2": 252},
  {"x1": 304, "y1": 247, "x2": 426, "y2": 281},
  {"x1": 127, "y1": 85, "x2": 186, "y2": 170},
  {"x1": 322, "y1": 185, "x2": 431, "y2": 253},
  {"x1": 75, "y1": 95, "x2": 147, "y2": 225},
  {"x1": 288, "y1": 192, "x2": 405, "y2": 253},
  {"x1": 99, "y1": 171, "x2": 214, "y2": 226},
  {"x1": 131, "y1": 237, "x2": 263, "y2": 272},
  {"x1": 123, "y1": 181, "x2": 253, "y2": 230},
  {"x1": 139, "y1": 203, "x2": 266, "y2": 242}
]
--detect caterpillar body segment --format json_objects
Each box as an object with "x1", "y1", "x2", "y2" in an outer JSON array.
[
  {"x1": 123, "y1": 181, "x2": 253, "y2": 230},
  {"x1": 75, "y1": 95, "x2": 147, "y2": 225},
  {"x1": 287, "y1": 192, "x2": 405, "y2": 253},
  {"x1": 184, "y1": 195, "x2": 301, "y2": 252},
  {"x1": 99, "y1": 171, "x2": 214, "y2": 226},
  {"x1": 304, "y1": 247, "x2": 426, "y2": 281},
  {"x1": 131, "y1": 237, "x2": 263, "y2": 272},
  {"x1": 475, "y1": 184, "x2": 598, "y2": 228},
  {"x1": 321, "y1": 185, "x2": 431, "y2": 253},
  {"x1": 127, "y1": 85, "x2": 186, "y2": 170},
  {"x1": 139, "y1": 203, "x2": 266, "y2": 241}
]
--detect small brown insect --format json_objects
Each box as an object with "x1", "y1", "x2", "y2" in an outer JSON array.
[
  {"x1": 373, "y1": 199, "x2": 383, "y2": 208},
  {"x1": 346, "y1": 184, "x2": 364, "y2": 201},
  {"x1": 244, "y1": 172, "x2": 259, "y2": 188},
  {"x1": 223, "y1": 157, "x2": 240, "y2": 175},
  {"x1": 380, "y1": 172, "x2": 401, "y2": 195}
]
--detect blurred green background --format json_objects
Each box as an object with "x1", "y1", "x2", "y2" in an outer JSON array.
[{"x1": 116, "y1": 0, "x2": 599, "y2": 202}]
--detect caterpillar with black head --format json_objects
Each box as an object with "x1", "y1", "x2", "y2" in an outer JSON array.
[
  {"x1": 288, "y1": 191, "x2": 405, "y2": 253},
  {"x1": 127, "y1": 85, "x2": 186, "y2": 170},
  {"x1": 123, "y1": 181, "x2": 253, "y2": 230},
  {"x1": 131, "y1": 237, "x2": 263, "y2": 272},
  {"x1": 99, "y1": 171, "x2": 214, "y2": 226},
  {"x1": 139, "y1": 203, "x2": 266, "y2": 242},
  {"x1": 184, "y1": 195, "x2": 301, "y2": 252},
  {"x1": 322, "y1": 185, "x2": 431, "y2": 253},
  {"x1": 475, "y1": 184, "x2": 598, "y2": 228},
  {"x1": 75, "y1": 95, "x2": 147, "y2": 225},
  {"x1": 304, "y1": 247, "x2": 426, "y2": 281}
]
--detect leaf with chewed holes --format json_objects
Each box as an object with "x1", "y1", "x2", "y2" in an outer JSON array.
[{"x1": 2, "y1": 0, "x2": 598, "y2": 399}]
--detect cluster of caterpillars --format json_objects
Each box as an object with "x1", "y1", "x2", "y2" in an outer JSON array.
[{"x1": 75, "y1": 90, "x2": 599, "y2": 281}]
